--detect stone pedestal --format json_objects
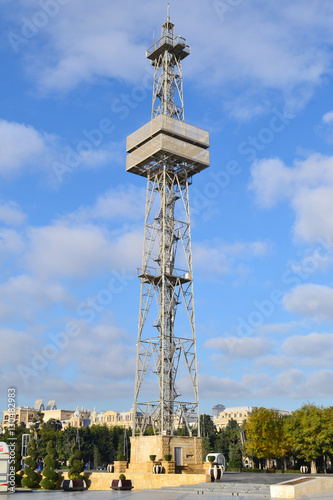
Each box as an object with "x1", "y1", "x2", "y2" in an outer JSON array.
[
  {"x1": 113, "y1": 461, "x2": 128, "y2": 474},
  {"x1": 162, "y1": 460, "x2": 175, "y2": 474},
  {"x1": 203, "y1": 462, "x2": 212, "y2": 474}
]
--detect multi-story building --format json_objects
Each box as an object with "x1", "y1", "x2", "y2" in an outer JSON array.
[
  {"x1": 2, "y1": 399, "x2": 141, "y2": 431},
  {"x1": 2, "y1": 406, "x2": 40, "y2": 429},
  {"x1": 213, "y1": 405, "x2": 291, "y2": 431},
  {"x1": 214, "y1": 406, "x2": 253, "y2": 430},
  {"x1": 100, "y1": 409, "x2": 144, "y2": 429},
  {"x1": 2, "y1": 399, "x2": 74, "y2": 430}
]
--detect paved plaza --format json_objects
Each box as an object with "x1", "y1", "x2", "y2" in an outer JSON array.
[
  {"x1": 3, "y1": 473, "x2": 333, "y2": 500},
  {"x1": 4, "y1": 488, "x2": 333, "y2": 500}
]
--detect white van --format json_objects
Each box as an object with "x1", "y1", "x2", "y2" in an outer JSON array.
[{"x1": 205, "y1": 453, "x2": 225, "y2": 468}]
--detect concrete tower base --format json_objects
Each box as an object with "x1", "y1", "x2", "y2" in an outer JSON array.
[{"x1": 129, "y1": 435, "x2": 203, "y2": 472}]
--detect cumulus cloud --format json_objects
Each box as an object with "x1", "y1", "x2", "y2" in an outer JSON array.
[
  {"x1": 0, "y1": 275, "x2": 73, "y2": 321},
  {"x1": 322, "y1": 111, "x2": 333, "y2": 124},
  {"x1": 7, "y1": 318, "x2": 137, "y2": 404},
  {"x1": 256, "y1": 322, "x2": 305, "y2": 336},
  {"x1": 205, "y1": 336, "x2": 271, "y2": 358},
  {"x1": 0, "y1": 201, "x2": 26, "y2": 225},
  {"x1": 283, "y1": 332, "x2": 333, "y2": 357},
  {"x1": 193, "y1": 239, "x2": 270, "y2": 278},
  {"x1": 250, "y1": 153, "x2": 333, "y2": 243},
  {"x1": 4, "y1": 1, "x2": 333, "y2": 115},
  {"x1": 0, "y1": 120, "x2": 56, "y2": 177},
  {"x1": 249, "y1": 158, "x2": 294, "y2": 208},
  {"x1": 70, "y1": 185, "x2": 146, "y2": 223},
  {"x1": 198, "y1": 374, "x2": 249, "y2": 400},
  {"x1": 284, "y1": 284, "x2": 333, "y2": 321},
  {"x1": 198, "y1": 367, "x2": 333, "y2": 403},
  {"x1": 0, "y1": 118, "x2": 123, "y2": 184},
  {"x1": 55, "y1": 323, "x2": 136, "y2": 381},
  {"x1": 25, "y1": 223, "x2": 142, "y2": 279},
  {"x1": 0, "y1": 228, "x2": 25, "y2": 258}
]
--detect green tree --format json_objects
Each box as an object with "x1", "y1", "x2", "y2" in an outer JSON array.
[
  {"x1": 93, "y1": 445, "x2": 102, "y2": 468},
  {"x1": 245, "y1": 408, "x2": 288, "y2": 468},
  {"x1": 215, "y1": 429, "x2": 230, "y2": 460},
  {"x1": 116, "y1": 433, "x2": 126, "y2": 461},
  {"x1": 200, "y1": 414, "x2": 217, "y2": 453},
  {"x1": 21, "y1": 438, "x2": 40, "y2": 489},
  {"x1": 201, "y1": 436, "x2": 211, "y2": 462},
  {"x1": 286, "y1": 403, "x2": 333, "y2": 474},
  {"x1": 58, "y1": 427, "x2": 77, "y2": 464},
  {"x1": 215, "y1": 419, "x2": 241, "y2": 462},
  {"x1": 229, "y1": 442, "x2": 243, "y2": 470},
  {"x1": 38, "y1": 420, "x2": 62, "y2": 458},
  {"x1": 40, "y1": 440, "x2": 59, "y2": 490},
  {"x1": 31, "y1": 412, "x2": 44, "y2": 441}
]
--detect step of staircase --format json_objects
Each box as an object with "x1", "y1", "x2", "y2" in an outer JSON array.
[{"x1": 160, "y1": 481, "x2": 271, "y2": 497}]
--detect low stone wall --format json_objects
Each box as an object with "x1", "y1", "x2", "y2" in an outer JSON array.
[
  {"x1": 59, "y1": 470, "x2": 209, "y2": 491},
  {"x1": 270, "y1": 476, "x2": 333, "y2": 498}
]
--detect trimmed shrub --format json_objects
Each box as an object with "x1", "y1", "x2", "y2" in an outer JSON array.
[
  {"x1": 40, "y1": 441, "x2": 59, "y2": 490},
  {"x1": 21, "y1": 438, "x2": 40, "y2": 489},
  {"x1": 68, "y1": 444, "x2": 85, "y2": 481}
]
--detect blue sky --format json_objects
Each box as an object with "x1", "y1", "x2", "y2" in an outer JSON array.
[{"x1": 1, "y1": 0, "x2": 333, "y2": 417}]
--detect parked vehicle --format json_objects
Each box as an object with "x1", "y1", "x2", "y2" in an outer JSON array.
[{"x1": 205, "y1": 453, "x2": 225, "y2": 468}]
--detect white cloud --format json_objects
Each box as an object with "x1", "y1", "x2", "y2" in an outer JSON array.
[
  {"x1": 5, "y1": 1, "x2": 333, "y2": 115},
  {"x1": 25, "y1": 222, "x2": 142, "y2": 280},
  {"x1": 283, "y1": 332, "x2": 333, "y2": 357},
  {"x1": 284, "y1": 284, "x2": 333, "y2": 321},
  {"x1": 55, "y1": 323, "x2": 136, "y2": 381},
  {"x1": 0, "y1": 319, "x2": 136, "y2": 404},
  {"x1": 0, "y1": 275, "x2": 72, "y2": 321},
  {"x1": 255, "y1": 354, "x2": 295, "y2": 370},
  {"x1": 198, "y1": 374, "x2": 249, "y2": 400},
  {"x1": 0, "y1": 120, "x2": 56, "y2": 177},
  {"x1": 322, "y1": 111, "x2": 333, "y2": 124},
  {"x1": 199, "y1": 366, "x2": 333, "y2": 402},
  {"x1": 19, "y1": 1, "x2": 159, "y2": 92},
  {"x1": 250, "y1": 153, "x2": 333, "y2": 243},
  {"x1": 0, "y1": 201, "x2": 26, "y2": 225},
  {"x1": 249, "y1": 158, "x2": 294, "y2": 208},
  {"x1": 256, "y1": 322, "x2": 305, "y2": 336},
  {"x1": 0, "y1": 228, "x2": 25, "y2": 257},
  {"x1": 70, "y1": 185, "x2": 146, "y2": 223},
  {"x1": 205, "y1": 336, "x2": 271, "y2": 358},
  {"x1": 193, "y1": 239, "x2": 270, "y2": 278},
  {"x1": 0, "y1": 119, "x2": 122, "y2": 183},
  {"x1": 275, "y1": 368, "x2": 333, "y2": 399}
]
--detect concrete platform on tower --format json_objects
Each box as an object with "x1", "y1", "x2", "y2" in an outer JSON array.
[{"x1": 126, "y1": 114, "x2": 210, "y2": 176}]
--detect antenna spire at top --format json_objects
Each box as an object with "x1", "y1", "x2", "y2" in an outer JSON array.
[{"x1": 167, "y1": 2, "x2": 170, "y2": 21}]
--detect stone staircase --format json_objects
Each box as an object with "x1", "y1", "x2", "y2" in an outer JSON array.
[{"x1": 160, "y1": 481, "x2": 271, "y2": 497}]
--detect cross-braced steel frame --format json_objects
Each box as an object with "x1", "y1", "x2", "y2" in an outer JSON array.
[{"x1": 132, "y1": 9, "x2": 202, "y2": 437}]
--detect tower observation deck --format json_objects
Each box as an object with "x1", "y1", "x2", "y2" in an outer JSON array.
[{"x1": 128, "y1": 7, "x2": 210, "y2": 438}]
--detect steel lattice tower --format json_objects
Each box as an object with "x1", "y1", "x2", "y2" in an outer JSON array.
[{"x1": 126, "y1": 7, "x2": 210, "y2": 437}]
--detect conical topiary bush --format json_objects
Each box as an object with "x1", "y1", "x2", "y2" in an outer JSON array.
[
  {"x1": 21, "y1": 438, "x2": 40, "y2": 489},
  {"x1": 68, "y1": 444, "x2": 85, "y2": 481},
  {"x1": 40, "y1": 440, "x2": 59, "y2": 490}
]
